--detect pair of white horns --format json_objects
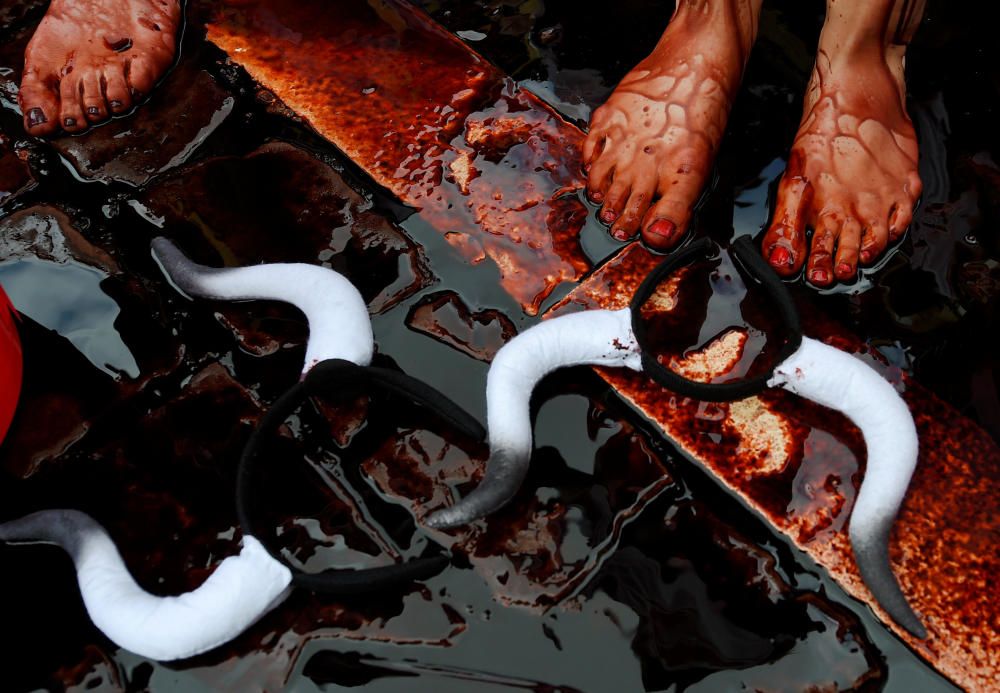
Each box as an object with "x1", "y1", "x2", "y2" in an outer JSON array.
[
  {"x1": 424, "y1": 307, "x2": 926, "y2": 639},
  {"x1": 0, "y1": 240, "x2": 378, "y2": 660}
]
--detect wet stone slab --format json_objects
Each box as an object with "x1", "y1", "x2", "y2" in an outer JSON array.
[
  {"x1": 549, "y1": 240, "x2": 999, "y2": 692},
  {"x1": 206, "y1": 0, "x2": 590, "y2": 315},
  {"x1": 139, "y1": 141, "x2": 435, "y2": 354}
]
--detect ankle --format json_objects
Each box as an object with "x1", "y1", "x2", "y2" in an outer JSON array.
[
  {"x1": 654, "y1": 0, "x2": 763, "y2": 71},
  {"x1": 818, "y1": 0, "x2": 924, "y2": 61}
]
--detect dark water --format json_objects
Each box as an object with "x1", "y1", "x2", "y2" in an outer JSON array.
[{"x1": 0, "y1": 0, "x2": 993, "y2": 690}]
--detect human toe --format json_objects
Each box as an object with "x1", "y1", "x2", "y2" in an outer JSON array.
[
  {"x1": 125, "y1": 54, "x2": 165, "y2": 98},
  {"x1": 806, "y1": 215, "x2": 838, "y2": 287},
  {"x1": 103, "y1": 67, "x2": 133, "y2": 114},
  {"x1": 600, "y1": 176, "x2": 631, "y2": 226},
  {"x1": 80, "y1": 70, "x2": 108, "y2": 122},
  {"x1": 611, "y1": 177, "x2": 655, "y2": 241},
  {"x1": 762, "y1": 175, "x2": 812, "y2": 276},
  {"x1": 888, "y1": 200, "x2": 914, "y2": 241},
  {"x1": 640, "y1": 197, "x2": 687, "y2": 250},
  {"x1": 18, "y1": 73, "x2": 60, "y2": 136},
  {"x1": 586, "y1": 149, "x2": 615, "y2": 204},
  {"x1": 639, "y1": 162, "x2": 705, "y2": 249},
  {"x1": 859, "y1": 219, "x2": 889, "y2": 266},
  {"x1": 58, "y1": 76, "x2": 87, "y2": 133},
  {"x1": 833, "y1": 218, "x2": 862, "y2": 281}
]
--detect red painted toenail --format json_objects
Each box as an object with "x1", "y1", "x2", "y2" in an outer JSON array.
[
  {"x1": 810, "y1": 269, "x2": 829, "y2": 284},
  {"x1": 600, "y1": 208, "x2": 617, "y2": 224},
  {"x1": 837, "y1": 262, "x2": 853, "y2": 277},
  {"x1": 589, "y1": 191, "x2": 603, "y2": 203},
  {"x1": 860, "y1": 250, "x2": 872, "y2": 263},
  {"x1": 648, "y1": 219, "x2": 676, "y2": 239},
  {"x1": 769, "y1": 246, "x2": 791, "y2": 267},
  {"x1": 612, "y1": 228, "x2": 630, "y2": 241},
  {"x1": 27, "y1": 108, "x2": 46, "y2": 127}
]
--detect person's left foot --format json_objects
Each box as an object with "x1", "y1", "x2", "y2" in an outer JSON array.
[
  {"x1": 18, "y1": 0, "x2": 181, "y2": 136},
  {"x1": 762, "y1": 39, "x2": 921, "y2": 286}
]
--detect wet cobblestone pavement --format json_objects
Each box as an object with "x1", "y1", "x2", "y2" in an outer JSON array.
[{"x1": 0, "y1": 0, "x2": 996, "y2": 691}]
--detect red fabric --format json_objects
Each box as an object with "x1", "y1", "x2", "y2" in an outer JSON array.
[{"x1": 0, "y1": 284, "x2": 22, "y2": 442}]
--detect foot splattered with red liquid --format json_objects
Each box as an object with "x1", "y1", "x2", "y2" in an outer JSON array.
[
  {"x1": 583, "y1": 0, "x2": 760, "y2": 248},
  {"x1": 762, "y1": 9, "x2": 922, "y2": 285},
  {"x1": 19, "y1": 0, "x2": 181, "y2": 135}
]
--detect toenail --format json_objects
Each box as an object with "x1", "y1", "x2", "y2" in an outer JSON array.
[
  {"x1": 860, "y1": 250, "x2": 872, "y2": 263},
  {"x1": 87, "y1": 106, "x2": 101, "y2": 117},
  {"x1": 648, "y1": 218, "x2": 676, "y2": 240},
  {"x1": 27, "y1": 108, "x2": 46, "y2": 127},
  {"x1": 600, "y1": 208, "x2": 617, "y2": 224},
  {"x1": 64, "y1": 117, "x2": 76, "y2": 127},
  {"x1": 837, "y1": 262, "x2": 853, "y2": 277},
  {"x1": 589, "y1": 191, "x2": 603, "y2": 203},
  {"x1": 110, "y1": 100, "x2": 124, "y2": 111},
  {"x1": 769, "y1": 246, "x2": 792, "y2": 267},
  {"x1": 810, "y1": 269, "x2": 829, "y2": 284}
]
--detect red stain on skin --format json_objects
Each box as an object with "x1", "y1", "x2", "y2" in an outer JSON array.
[
  {"x1": 206, "y1": 0, "x2": 590, "y2": 315},
  {"x1": 547, "y1": 242, "x2": 1000, "y2": 692}
]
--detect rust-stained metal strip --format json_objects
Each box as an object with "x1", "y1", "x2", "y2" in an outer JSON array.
[{"x1": 206, "y1": 0, "x2": 589, "y2": 315}]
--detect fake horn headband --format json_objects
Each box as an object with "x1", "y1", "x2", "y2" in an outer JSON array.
[
  {"x1": 425, "y1": 236, "x2": 926, "y2": 639},
  {"x1": 0, "y1": 239, "x2": 483, "y2": 661}
]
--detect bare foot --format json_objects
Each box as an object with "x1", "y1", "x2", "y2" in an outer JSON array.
[
  {"x1": 583, "y1": 0, "x2": 761, "y2": 249},
  {"x1": 19, "y1": 0, "x2": 181, "y2": 136},
  {"x1": 762, "y1": 5, "x2": 922, "y2": 286}
]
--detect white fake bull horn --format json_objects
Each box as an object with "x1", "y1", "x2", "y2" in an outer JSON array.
[
  {"x1": 769, "y1": 338, "x2": 926, "y2": 638},
  {"x1": 425, "y1": 303, "x2": 925, "y2": 638},
  {"x1": 151, "y1": 237, "x2": 374, "y2": 371},
  {"x1": 0, "y1": 510, "x2": 292, "y2": 661},
  {"x1": 425, "y1": 308, "x2": 642, "y2": 529}
]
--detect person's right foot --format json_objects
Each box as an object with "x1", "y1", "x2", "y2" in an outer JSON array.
[
  {"x1": 582, "y1": 0, "x2": 761, "y2": 248},
  {"x1": 19, "y1": 0, "x2": 181, "y2": 136}
]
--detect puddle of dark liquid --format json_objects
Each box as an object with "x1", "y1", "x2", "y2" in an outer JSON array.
[{"x1": 0, "y1": 257, "x2": 138, "y2": 377}]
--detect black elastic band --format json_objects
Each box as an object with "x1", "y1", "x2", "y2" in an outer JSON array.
[
  {"x1": 630, "y1": 236, "x2": 802, "y2": 402},
  {"x1": 237, "y1": 359, "x2": 486, "y2": 594}
]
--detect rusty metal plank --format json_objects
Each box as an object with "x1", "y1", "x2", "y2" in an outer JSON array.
[
  {"x1": 205, "y1": 0, "x2": 589, "y2": 315},
  {"x1": 548, "y1": 242, "x2": 998, "y2": 692}
]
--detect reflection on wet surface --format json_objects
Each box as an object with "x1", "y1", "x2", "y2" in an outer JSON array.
[
  {"x1": 206, "y1": 0, "x2": 591, "y2": 315},
  {"x1": 0, "y1": 0, "x2": 994, "y2": 690}
]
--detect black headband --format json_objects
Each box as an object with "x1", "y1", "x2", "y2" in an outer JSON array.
[
  {"x1": 237, "y1": 358, "x2": 486, "y2": 594},
  {"x1": 630, "y1": 235, "x2": 802, "y2": 402}
]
